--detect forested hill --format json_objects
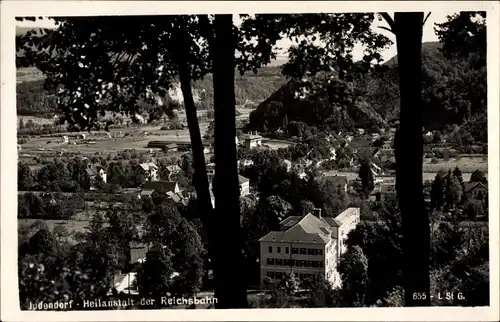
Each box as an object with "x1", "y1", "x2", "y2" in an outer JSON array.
[
  {"x1": 384, "y1": 41, "x2": 443, "y2": 67},
  {"x1": 245, "y1": 41, "x2": 487, "y2": 142},
  {"x1": 16, "y1": 66, "x2": 288, "y2": 118}
]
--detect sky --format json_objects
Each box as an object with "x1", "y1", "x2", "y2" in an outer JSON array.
[{"x1": 17, "y1": 11, "x2": 454, "y2": 63}]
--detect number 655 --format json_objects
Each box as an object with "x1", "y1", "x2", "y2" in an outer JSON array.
[{"x1": 412, "y1": 293, "x2": 427, "y2": 300}]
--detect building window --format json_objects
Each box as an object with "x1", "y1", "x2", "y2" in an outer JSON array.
[
  {"x1": 276, "y1": 272, "x2": 283, "y2": 279},
  {"x1": 318, "y1": 261, "x2": 324, "y2": 268},
  {"x1": 294, "y1": 260, "x2": 299, "y2": 267},
  {"x1": 267, "y1": 271, "x2": 274, "y2": 278},
  {"x1": 276, "y1": 258, "x2": 283, "y2": 266},
  {"x1": 285, "y1": 247, "x2": 289, "y2": 254},
  {"x1": 299, "y1": 260, "x2": 306, "y2": 267},
  {"x1": 315, "y1": 249, "x2": 323, "y2": 256},
  {"x1": 308, "y1": 260, "x2": 314, "y2": 268},
  {"x1": 267, "y1": 258, "x2": 274, "y2": 265},
  {"x1": 277, "y1": 247, "x2": 281, "y2": 253},
  {"x1": 300, "y1": 248, "x2": 307, "y2": 255},
  {"x1": 308, "y1": 248, "x2": 315, "y2": 255},
  {"x1": 284, "y1": 259, "x2": 290, "y2": 266},
  {"x1": 292, "y1": 248, "x2": 298, "y2": 254},
  {"x1": 268, "y1": 246, "x2": 272, "y2": 253}
]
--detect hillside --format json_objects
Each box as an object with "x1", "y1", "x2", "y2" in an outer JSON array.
[
  {"x1": 245, "y1": 41, "x2": 487, "y2": 141},
  {"x1": 384, "y1": 41, "x2": 443, "y2": 67},
  {"x1": 16, "y1": 66, "x2": 288, "y2": 118}
]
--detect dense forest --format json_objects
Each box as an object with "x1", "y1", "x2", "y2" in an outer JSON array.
[{"x1": 245, "y1": 42, "x2": 487, "y2": 143}]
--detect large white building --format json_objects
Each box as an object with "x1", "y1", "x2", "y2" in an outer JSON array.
[{"x1": 259, "y1": 207, "x2": 360, "y2": 288}]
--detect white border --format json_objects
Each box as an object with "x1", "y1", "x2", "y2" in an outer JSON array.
[{"x1": 1, "y1": 1, "x2": 499, "y2": 321}]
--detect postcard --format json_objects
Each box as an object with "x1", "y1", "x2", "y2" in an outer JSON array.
[{"x1": 1, "y1": 1, "x2": 499, "y2": 321}]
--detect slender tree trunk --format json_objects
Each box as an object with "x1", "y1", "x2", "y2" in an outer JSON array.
[
  {"x1": 212, "y1": 14, "x2": 248, "y2": 308},
  {"x1": 393, "y1": 12, "x2": 431, "y2": 306},
  {"x1": 172, "y1": 28, "x2": 224, "y2": 303}
]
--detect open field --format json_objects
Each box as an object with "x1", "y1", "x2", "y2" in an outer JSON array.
[
  {"x1": 422, "y1": 156, "x2": 488, "y2": 173},
  {"x1": 17, "y1": 123, "x2": 210, "y2": 159},
  {"x1": 323, "y1": 170, "x2": 482, "y2": 183}
]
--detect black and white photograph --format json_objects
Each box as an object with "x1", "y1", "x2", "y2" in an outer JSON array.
[{"x1": 1, "y1": 1, "x2": 499, "y2": 321}]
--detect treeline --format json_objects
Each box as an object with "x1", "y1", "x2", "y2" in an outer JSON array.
[
  {"x1": 17, "y1": 80, "x2": 58, "y2": 118},
  {"x1": 18, "y1": 154, "x2": 195, "y2": 195}
]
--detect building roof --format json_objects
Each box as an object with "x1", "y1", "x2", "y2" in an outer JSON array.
[
  {"x1": 322, "y1": 217, "x2": 343, "y2": 227},
  {"x1": 86, "y1": 164, "x2": 104, "y2": 176},
  {"x1": 142, "y1": 181, "x2": 178, "y2": 194},
  {"x1": 238, "y1": 175, "x2": 250, "y2": 184},
  {"x1": 333, "y1": 208, "x2": 360, "y2": 226},
  {"x1": 140, "y1": 189, "x2": 155, "y2": 196},
  {"x1": 464, "y1": 181, "x2": 488, "y2": 193},
  {"x1": 260, "y1": 213, "x2": 332, "y2": 244},
  {"x1": 139, "y1": 162, "x2": 158, "y2": 171},
  {"x1": 167, "y1": 191, "x2": 185, "y2": 203},
  {"x1": 165, "y1": 164, "x2": 181, "y2": 172},
  {"x1": 166, "y1": 143, "x2": 178, "y2": 149},
  {"x1": 245, "y1": 134, "x2": 263, "y2": 140}
]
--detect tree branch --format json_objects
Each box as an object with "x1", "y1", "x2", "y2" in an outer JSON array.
[
  {"x1": 380, "y1": 13, "x2": 396, "y2": 34},
  {"x1": 423, "y1": 12, "x2": 432, "y2": 26}
]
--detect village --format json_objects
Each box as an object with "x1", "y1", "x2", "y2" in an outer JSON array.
[{"x1": 18, "y1": 111, "x2": 489, "y2": 302}]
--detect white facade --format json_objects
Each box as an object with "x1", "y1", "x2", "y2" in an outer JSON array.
[
  {"x1": 239, "y1": 175, "x2": 250, "y2": 196},
  {"x1": 259, "y1": 238, "x2": 339, "y2": 288},
  {"x1": 99, "y1": 169, "x2": 107, "y2": 184},
  {"x1": 259, "y1": 208, "x2": 360, "y2": 289}
]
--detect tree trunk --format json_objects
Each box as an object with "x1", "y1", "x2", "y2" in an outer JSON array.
[
  {"x1": 212, "y1": 14, "x2": 249, "y2": 308},
  {"x1": 394, "y1": 12, "x2": 431, "y2": 306},
  {"x1": 173, "y1": 29, "x2": 224, "y2": 304}
]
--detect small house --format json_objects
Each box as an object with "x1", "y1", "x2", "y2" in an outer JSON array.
[
  {"x1": 139, "y1": 181, "x2": 180, "y2": 199},
  {"x1": 139, "y1": 162, "x2": 159, "y2": 182},
  {"x1": 464, "y1": 181, "x2": 488, "y2": 201},
  {"x1": 164, "y1": 164, "x2": 181, "y2": 181},
  {"x1": 239, "y1": 175, "x2": 250, "y2": 196},
  {"x1": 84, "y1": 164, "x2": 107, "y2": 190},
  {"x1": 244, "y1": 132, "x2": 263, "y2": 149},
  {"x1": 163, "y1": 143, "x2": 178, "y2": 152}
]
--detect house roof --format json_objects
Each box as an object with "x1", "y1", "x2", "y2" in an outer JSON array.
[
  {"x1": 333, "y1": 208, "x2": 360, "y2": 226},
  {"x1": 86, "y1": 164, "x2": 104, "y2": 176},
  {"x1": 464, "y1": 181, "x2": 488, "y2": 193},
  {"x1": 260, "y1": 213, "x2": 332, "y2": 244},
  {"x1": 167, "y1": 191, "x2": 185, "y2": 203},
  {"x1": 140, "y1": 189, "x2": 154, "y2": 196},
  {"x1": 139, "y1": 162, "x2": 158, "y2": 171},
  {"x1": 166, "y1": 164, "x2": 181, "y2": 172},
  {"x1": 322, "y1": 217, "x2": 343, "y2": 227},
  {"x1": 238, "y1": 175, "x2": 250, "y2": 184},
  {"x1": 166, "y1": 143, "x2": 178, "y2": 148},
  {"x1": 142, "y1": 181, "x2": 178, "y2": 194},
  {"x1": 245, "y1": 134, "x2": 262, "y2": 140}
]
